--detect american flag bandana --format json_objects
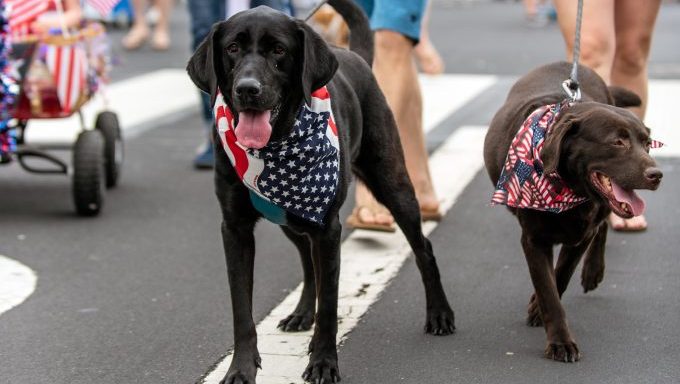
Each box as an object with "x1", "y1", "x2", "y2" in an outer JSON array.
[
  {"x1": 214, "y1": 87, "x2": 340, "y2": 225},
  {"x1": 491, "y1": 102, "x2": 588, "y2": 213}
]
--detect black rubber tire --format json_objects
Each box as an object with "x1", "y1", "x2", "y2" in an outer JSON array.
[
  {"x1": 72, "y1": 130, "x2": 105, "y2": 217},
  {"x1": 95, "y1": 111, "x2": 123, "y2": 188}
]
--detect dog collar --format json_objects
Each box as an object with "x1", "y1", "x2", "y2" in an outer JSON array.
[
  {"x1": 214, "y1": 87, "x2": 340, "y2": 225},
  {"x1": 491, "y1": 102, "x2": 588, "y2": 213}
]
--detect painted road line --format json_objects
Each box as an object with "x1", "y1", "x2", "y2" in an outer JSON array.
[
  {"x1": 200, "y1": 125, "x2": 488, "y2": 384},
  {"x1": 421, "y1": 74, "x2": 497, "y2": 133},
  {"x1": 22, "y1": 71, "x2": 496, "y2": 145},
  {"x1": 25, "y1": 69, "x2": 200, "y2": 144},
  {"x1": 0, "y1": 255, "x2": 38, "y2": 316},
  {"x1": 646, "y1": 79, "x2": 680, "y2": 158}
]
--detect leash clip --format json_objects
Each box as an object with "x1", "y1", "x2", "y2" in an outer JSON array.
[{"x1": 562, "y1": 79, "x2": 581, "y2": 102}]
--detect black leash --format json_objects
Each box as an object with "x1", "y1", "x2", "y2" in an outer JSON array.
[{"x1": 562, "y1": 0, "x2": 583, "y2": 101}]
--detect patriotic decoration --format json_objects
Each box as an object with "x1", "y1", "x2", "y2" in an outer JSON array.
[
  {"x1": 214, "y1": 87, "x2": 340, "y2": 225},
  {"x1": 1, "y1": 0, "x2": 18, "y2": 163},
  {"x1": 86, "y1": 0, "x2": 120, "y2": 17},
  {"x1": 44, "y1": 42, "x2": 87, "y2": 113},
  {"x1": 491, "y1": 102, "x2": 587, "y2": 213},
  {"x1": 6, "y1": 0, "x2": 48, "y2": 32}
]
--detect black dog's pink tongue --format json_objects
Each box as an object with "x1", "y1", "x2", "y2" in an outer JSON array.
[
  {"x1": 235, "y1": 110, "x2": 272, "y2": 149},
  {"x1": 612, "y1": 181, "x2": 646, "y2": 216}
]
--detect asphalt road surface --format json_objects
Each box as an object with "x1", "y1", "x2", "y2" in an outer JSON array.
[{"x1": 1, "y1": 2, "x2": 679, "y2": 384}]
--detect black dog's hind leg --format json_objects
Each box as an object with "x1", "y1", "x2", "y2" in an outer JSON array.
[
  {"x1": 300, "y1": 216, "x2": 342, "y2": 384},
  {"x1": 278, "y1": 227, "x2": 316, "y2": 332},
  {"x1": 581, "y1": 222, "x2": 607, "y2": 293},
  {"x1": 354, "y1": 104, "x2": 455, "y2": 335}
]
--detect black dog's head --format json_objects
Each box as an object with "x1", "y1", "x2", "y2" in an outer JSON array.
[
  {"x1": 542, "y1": 102, "x2": 663, "y2": 218},
  {"x1": 187, "y1": 6, "x2": 339, "y2": 149}
]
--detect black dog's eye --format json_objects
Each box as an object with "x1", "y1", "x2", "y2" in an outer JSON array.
[
  {"x1": 272, "y1": 45, "x2": 286, "y2": 56},
  {"x1": 226, "y1": 43, "x2": 239, "y2": 54}
]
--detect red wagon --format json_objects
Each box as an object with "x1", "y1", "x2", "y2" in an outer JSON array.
[{"x1": 4, "y1": 22, "x2": 122, "y2": 216}]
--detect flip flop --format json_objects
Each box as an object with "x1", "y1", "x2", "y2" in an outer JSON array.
[
  {"x1": 608, "y1": 214, "x2": 648, "y2": 232},
  {"x1": 345, "y1": 206, "x2": 396, "y2": 233},
  {"x1": 420, "y1": 207, "x2": 443, "y2": 222}
]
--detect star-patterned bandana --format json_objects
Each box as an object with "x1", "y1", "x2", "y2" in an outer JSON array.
[
  {"x1": 491, "y1": 102, "x2": 588, "y2": 213},
  {"x1": 214, "y1": 87, "x2": 340, "y2": 225}
]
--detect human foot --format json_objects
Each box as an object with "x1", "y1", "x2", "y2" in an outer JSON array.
[
  {"x1": 122, "y1": 25, "x2": 150, "y2": 50},
  {"x1": 151, "y1": 30, "x2": 170, "y2": 51},
  {"x1": 608, "y1": 212, "x2": 647, "y2": 232},
  {"x1": 346, "y1": 206, "x2": 396, "y2": 232},
  {"x1": 415, "y1": 39, "x2": 445, "y2": 75}
]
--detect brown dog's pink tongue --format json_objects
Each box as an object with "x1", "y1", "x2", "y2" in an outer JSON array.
[
  {"x1": 611, "y1": 181, "x2": 646, "y2": 216},
  {"x1": 235, "y1": 110, "x2": 272, "y2": 149}
]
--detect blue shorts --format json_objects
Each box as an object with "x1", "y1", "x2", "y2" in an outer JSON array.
[{"x1": 355, "y1": 0, "x2": 426, "y2": 42}]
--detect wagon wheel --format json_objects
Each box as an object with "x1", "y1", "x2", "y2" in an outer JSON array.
[
  {"x1": 95, "y1": 111, "x2": 123, "y2": 188},
  {"x1": 72, "y1": 130, "x2": 105, "y2": 216}
]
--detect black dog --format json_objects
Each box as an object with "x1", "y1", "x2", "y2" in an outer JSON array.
[
  {"x1": 187, "y1": 1, "x2": 455, "y2": 382},
  {"x1": 484, "y1": 62, "x2": 663, "y2": 363}
]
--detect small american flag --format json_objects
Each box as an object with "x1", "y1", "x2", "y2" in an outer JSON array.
[
  {"x1": 491, "y1": 102, "x2": 587, "y2": 213},
  {"x1": 214, "y1": 87, "x2": 340, "y2": 225},
  {"x1": 650, "y1": 139, "x2": 664, "y2": 149},
  {"x1": 6, "y1": 0, "x2": 48, "y2": 31},
  {"x1": 85, "y1": 0, "x2": 121, "y2": 17},
  {"x1": 45, "y1": 43, "x2": 88, "y2": 113}
]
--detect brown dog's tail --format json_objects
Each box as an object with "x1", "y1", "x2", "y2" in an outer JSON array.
[
  {"x1": 608, "y1": 85, "x2": 643, "y2": 108},
  {"x1": 326, "y1": 0, "x2": 374, "y2": 65}
]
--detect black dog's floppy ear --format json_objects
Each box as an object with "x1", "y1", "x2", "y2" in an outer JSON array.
[
  {"x1": 296, "y1": 20, "x2": 339, "y2": 105},
  {"x1": 187, "y1": 23, "x2": 224, "y2": 103},
  {"x1": 607, "y1": 85, "x2": 642, "y2": 108},
  {"x1": 542, "y1": 114, "x2": 579, "y2": 176}
]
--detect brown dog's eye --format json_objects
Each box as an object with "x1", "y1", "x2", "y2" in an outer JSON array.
[
  {"x1": 227, "y1": 43, "x2": 239, "y2": 54},
  {"x1": 272, "y1": 45, "x2": 286, "y2": 56},
  {"x1": 613, "y1": 138, "x2": 629, "y2": 148}
]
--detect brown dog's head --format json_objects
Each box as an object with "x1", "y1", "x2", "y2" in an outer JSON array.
[
  {"x1": 186, "y1": 7, "x2": 338, "y2": 149},
  {"x1": 541, "y1": 102, "x2": 663, "y2": 218}
]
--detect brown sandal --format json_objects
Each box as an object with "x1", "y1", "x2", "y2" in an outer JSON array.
[{"x1": 345, "y1": 206, "x2": 397, "y2": 233}]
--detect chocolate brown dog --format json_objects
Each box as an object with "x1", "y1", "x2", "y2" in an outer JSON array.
[
  {"x1": 484, "y1": 62, "x2": 663, "y2": 362},
  {"x1": 187, "y1": 1, "x2": 454, "y2": 383}
]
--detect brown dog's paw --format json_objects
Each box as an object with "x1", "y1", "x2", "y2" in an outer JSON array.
[
  {"x1": 424, "y1": 307, "x2": 456, "y2": 336},
  {"x1": 544, "y1": 341, "x2": 580, "y2": 363},
  {"x1": 581, "y1": 264, "x2": 604, "y2": 293},
  {"x1": 526, "y1": 294, "x2": 543, "y2": 327},
  {"x1": 278, "y1": 311, "x2": 315, "y2": 332}
]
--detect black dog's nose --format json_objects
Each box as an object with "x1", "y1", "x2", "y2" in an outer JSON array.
[
  {"x1": 235, "y1": 78, "x2": 262, "y2": 97},
  {"x1": 644, "y1": 167, "x2": 663, "y2": 183}
]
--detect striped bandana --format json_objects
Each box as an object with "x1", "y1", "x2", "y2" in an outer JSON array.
[
  {"x1": 214, "y1": 87, "x2": 340, "y2": 225},
  {"x1": 491, "y1": 102, "x2": 587, "y2": 213}
]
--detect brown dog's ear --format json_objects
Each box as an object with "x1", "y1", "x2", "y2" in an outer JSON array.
[
  {"x1": 296, "y1": 20, "x2": 339, "y2": 105},
  {"x1": 542, "y1": 115, "x2": 579, "y2": 176},
  {"x1": 607, "y1": 86, "x2": 642, "y2": 108},
  {"x1": 187, "y1": 23, "x2": 224, "y2": 103}
]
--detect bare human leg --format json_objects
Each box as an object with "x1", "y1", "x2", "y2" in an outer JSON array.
[{"x1": 122, "y1": 0, "x2": 150, "y2": 50}]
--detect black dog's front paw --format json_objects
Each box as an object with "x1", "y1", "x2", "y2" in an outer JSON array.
[
  {"x1": 221, "y1": 355, "x2": 261, "y2": 384},
  {"x1": 544, "y1": 340, "x2": 580, "y2": 363},
  {"x1": 221, "y1": 370, "x2": 255, "y2": 384},
  {"x1": 526, "y1": 294, "x2": 543, "y2": 327},
  {"x1": 424, "y1": 307, "x2": 456, "y2": 336},
  {"x1": 278, "y1": 311, "x2": 315, "y2": 332},
  {"x1": 581, "y1": 263, "x2": 604, "y2": 293},
  {"x1": 302, "y1": 355, "x2": 341, "y2": 383}
]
